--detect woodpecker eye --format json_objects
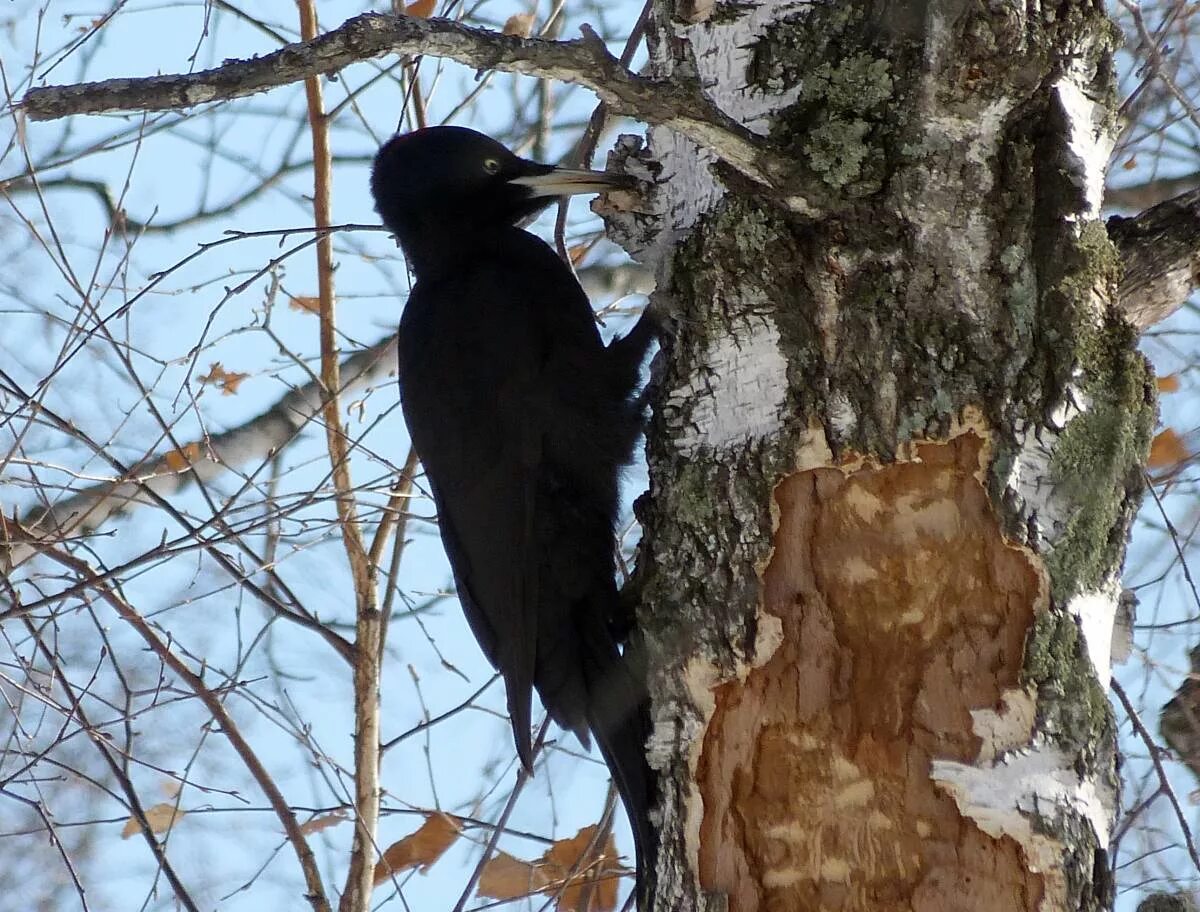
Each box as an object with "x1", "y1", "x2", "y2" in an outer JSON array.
[{"x1": 482, "y1": 158, "x2": 501, "y2": 175}]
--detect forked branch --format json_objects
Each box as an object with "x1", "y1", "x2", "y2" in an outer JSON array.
[{"x1": 20, "y1": 12, "x2": 793, "y2": 194}]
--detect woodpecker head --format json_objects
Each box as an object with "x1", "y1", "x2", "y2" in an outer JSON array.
[{"x1": 371, "y1": 125, "x2": 633, "y2": 249}]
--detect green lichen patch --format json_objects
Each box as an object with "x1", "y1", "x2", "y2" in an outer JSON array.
[
  {"x1": 1038, "y1": 222, "x2": 1156, "y2": 601},
  {"x1": 747, "y1": 3, "x2": 905, "y2": 198},
  {"x1": 1019, "y1": 606, "x2": 1118, "y2": 912},
  {"x1": 635, "y1": 447, "x2": 779, "y2": 674},
  {"x1": 794, "y1": 52, "x2": 895, "y2": 192},
  {"x1": 1022, "y1": 610, "x2": 1114, "y2": 760},
  {"x1": 1046, "y1": 368, "x2": 1152, "y2": 602}
]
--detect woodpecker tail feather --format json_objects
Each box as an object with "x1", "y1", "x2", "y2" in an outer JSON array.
[{"x1": 581, "y1": 608, "x2": 656, "y2": 910}]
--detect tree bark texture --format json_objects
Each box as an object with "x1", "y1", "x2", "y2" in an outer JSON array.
[{"x1": 609, "y1": 2, "x2": 1153, "y2": 911}]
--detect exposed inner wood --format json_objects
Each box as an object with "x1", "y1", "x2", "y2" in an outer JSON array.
[{"x1": 697, "y1": 432, "x2": 1044, "y2": 911}]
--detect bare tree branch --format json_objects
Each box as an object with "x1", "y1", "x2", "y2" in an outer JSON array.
[
  {"x1": 1107, "y1": 172, "x2": 1200, "y2": 212},
  {"x1": 19, "y1": 12, "x2": 801, "y2": 200},
  {"x1": 23, "y1": 618, "x2": 204, "y2": 912},
  {"x1": 1114, "y1": 678, "x2": 1200, "y2": 875},
  {"x1": 4, "y1": 334, "x2": 400, "y2": 570},
  {"x1": 1109, "y1": 187, "x2": 1200, "y2": 330},
  {"x1": 290, "y1": 4, "x2": 383, "y2": 908},
  {"x1": 2, "y1": 159, "x2": 375, "y2": 233},
  {"x1": 35, "y1": 546, "x2": 334, "y2": 912}
]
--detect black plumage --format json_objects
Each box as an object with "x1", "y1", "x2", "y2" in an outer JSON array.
[{"x1": 370, "y1": 125, "x2": 656, "y2": 898}]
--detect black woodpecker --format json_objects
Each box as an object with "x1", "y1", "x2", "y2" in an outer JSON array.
[{"x1": 370, "y1": 125, "x2": 656, "y2": 902}]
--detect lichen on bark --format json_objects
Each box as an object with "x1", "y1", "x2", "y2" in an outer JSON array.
[
  {"x1": 748, "y1": 2, "x2": 909, "y2": 199},
  {"x1": 1037, "y1": 225, "x2": 1156, "y2": 600}
]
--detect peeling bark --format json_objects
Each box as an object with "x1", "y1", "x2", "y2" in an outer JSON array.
[{"x1": 702, "y1": 429, "x2": 1043, "y2": 911}]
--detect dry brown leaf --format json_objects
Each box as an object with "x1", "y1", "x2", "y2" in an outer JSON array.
[
  {"x1": 289, "y1": 295, "x2": 321, "y2": 314},
  {"x1": 1148, "y1": 427, "x2": 1190, "y2": 470},
  {"x1": 405, "y1": 0, "x2": 437, "y2": 17},
  {"x1": 567, "y1": 242, "x2": 593, "y2": 266},
  {"x1": 163, "y1": 441, "x2": 202, "y2": 472},
  {"x1": 122, "y1": 802, "x2": 185, "y2": 838},
  {"x1": 542, "y1": 825, "x2": 621, "y2": 912},
  {"x1": 502, "y1": 12, "x2": 536, "y2": 37},
  {"x1": 197, "y1": 362, "x2": 250, "y2": 396},
  {"x1": 478, "y1": 825, "x2": 623, "y2": 911},
  {"x1": 478, "y1": 850, "x2": 550, "y2": 899},
  {"x1": 1157, "y1": 373, "x2": 1181, "y2": 393},
  {"x1": 300, "y1": 809, "x2": 349, "y2": 836},
  {"x1": 371, "y1": 812, "x2": 460, "y2": 886},
  {"x1": 1123, "y1": 156, "x2": 1138, "y2": 170}
]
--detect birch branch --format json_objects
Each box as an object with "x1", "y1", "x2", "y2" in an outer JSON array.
[
  {"x1": 5, "y1": 333, "x2": 399, "y2": 570},
  {"x1": 1109, "y1": 187, "x2": 1200, "y2": 331},
  {"x1": 19, "y1": 12, "x2": 797, "y2": 196}
]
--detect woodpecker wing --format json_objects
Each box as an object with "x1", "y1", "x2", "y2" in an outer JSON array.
[{"x1": 397, "y1": 229, "x2": 612, "y2": 768}]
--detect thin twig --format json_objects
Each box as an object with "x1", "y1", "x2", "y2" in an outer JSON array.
[
  {"x1": 295, "y1": 4, "x2": 384, "y2": 909},
  {"x1": 1112, "y1": 678, "x2": 1200, "y2": 874},
  {"x1": 35, "y1": 546, "x2": 332, "y2": 912},
  {"x1": 452, "y1": 721, "x2": 550, "y2": 912},
  {"x1": 381, "y1": 674, "x2": 499, "y2": 753}
]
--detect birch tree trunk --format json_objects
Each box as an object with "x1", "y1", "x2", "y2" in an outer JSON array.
[{"x1": 612, "y1": 2, "x2": 1152, "y2": 909}]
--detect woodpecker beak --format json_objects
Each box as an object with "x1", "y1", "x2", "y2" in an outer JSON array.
[{"x1": 508, "y1": 166, "x2": 635, "y2": 198}]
